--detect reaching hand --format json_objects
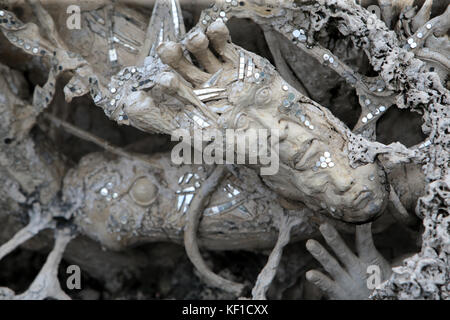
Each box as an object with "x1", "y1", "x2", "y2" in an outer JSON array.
[{"x1": 305, "y1": 223, "x2": 392, "y2": 300}]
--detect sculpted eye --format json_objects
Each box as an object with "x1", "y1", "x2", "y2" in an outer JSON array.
[
  {"x1": 255, "y1": 87, "x2": 272, "y2": 106},
  {"x1": 130, "y1": 177, "x2": 157, "y2": 206},
  {"x1": 293, "y1": 139, "x2": 317, "y2": 170}
]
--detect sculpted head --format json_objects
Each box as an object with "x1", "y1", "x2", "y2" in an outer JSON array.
[
  {"x1": 223, "y1": 52, "x2": 388, "y2": 223},
  {"x1": 62, "y1": 153, "x2": 161, "y2": 250}
]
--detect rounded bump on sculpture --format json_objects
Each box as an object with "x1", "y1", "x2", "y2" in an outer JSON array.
[
  {"x1": 185, "y1": 30, "x2": 209, "y2": 53},
  {"x1": 156, "y1": 41, "x2": 183, "y2": 66},
  {"x1": 206, "y1": 19, "x2": 230, "y2": 41},
  {"x1": 130, "y1": 177, "x2": 158, "y2": 207}
]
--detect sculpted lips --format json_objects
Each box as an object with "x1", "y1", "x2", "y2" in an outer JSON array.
[
  {"x1": 343, "y1": 187, "x2": 386, "y2": 223},
  {"x1": 354, "y1": 190, "x2": 373, "y2": 208}
]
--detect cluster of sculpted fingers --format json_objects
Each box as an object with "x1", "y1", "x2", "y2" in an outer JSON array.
[{"x1": 0, "y1": 0, "x2": 448, "y2": 300}]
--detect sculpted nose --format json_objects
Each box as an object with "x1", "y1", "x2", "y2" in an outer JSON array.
[{"x1": 331, "y1": 172, "x2": 354, "y2": 192}]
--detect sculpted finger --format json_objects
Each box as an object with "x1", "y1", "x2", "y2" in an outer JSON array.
[
  {"x1": 357, "y1": 224, "x2": 391, "y2": 275},
  {"x1": 355, "y1": 223, "x2": 377, "y2": 260},
  {"x1": 156, "y1": 72, "x2": 218, "y2": 123},
  {"x1": 355, "y1": 223, "x2": 391, "y2": 276},
  {"x1": 206, "y1": 19, "x2": 238, "y2": 64},
  {"x1": 306, "y1": 270, "x2": 343, "y2": 300},
  {"x1": 185, "y1": 29, "x2": 222, "y2": 74},
  {"x1": 319, "y1": 223, "x2": 359, "y2": 273},
  {"x1": 306, "y1": 239, "x2": 349, "y2": 281},
  {"x1": 157, "y1": 41, "x2": 210, "y2": 85}
]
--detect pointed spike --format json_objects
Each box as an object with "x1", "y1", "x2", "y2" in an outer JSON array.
[
  {"x1": 202, "y1": 68, "x2": 224, "y2": 88},
  {"x1": 193, "y1": 88, "x2": 226, "y2": 95},
  {"x1": 138, "y1": 0, "x2": 188, "y2": 64},
  {"x1": 177, "y1": 195, "x2": 185, "y2": 211},
  {"x1": 411, "y1": 0, "x2": 433, "y2": 33},
  {"x1": 197, "y1": 93, "x2": 221, "y2": 102}
]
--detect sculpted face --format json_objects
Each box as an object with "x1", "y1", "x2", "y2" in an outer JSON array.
[{"x1": 224, "y1": 55, "x2": 388, "y2": 223}]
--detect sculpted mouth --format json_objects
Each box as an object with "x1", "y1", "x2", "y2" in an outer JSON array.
[{"x1": 354, "y1": 190, "x2": 373, "y2": 208}]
